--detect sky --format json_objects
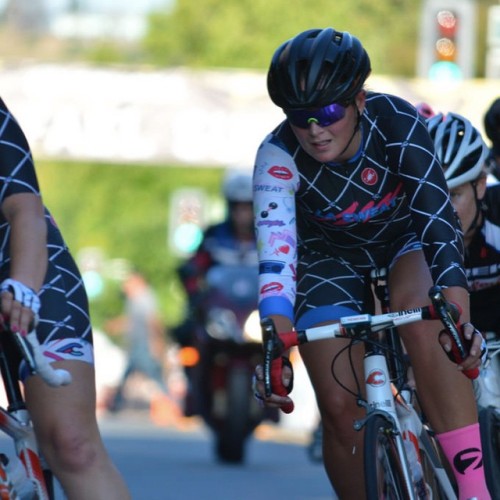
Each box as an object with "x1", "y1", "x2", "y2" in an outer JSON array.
[{"x1": 0, "y1": 0, "x2": 173, "y2": 16}]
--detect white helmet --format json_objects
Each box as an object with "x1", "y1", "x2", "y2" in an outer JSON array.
[
  {"x1": 222, "y1": 170, "x2": 253, "y2": 203},
  {"x1": 427, "y1": 112, "x2": 489, "y2": 189}
]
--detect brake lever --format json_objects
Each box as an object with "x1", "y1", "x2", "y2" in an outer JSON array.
[
  {"x1": 428, "y1": 286, "x2": 479, "y2": 379},
  {"x1": 261, "y1": 317, "x2": 279, "y2": 398},
  {"x1": 428, "y1": 286, "x2": 466, "y2": 359}
]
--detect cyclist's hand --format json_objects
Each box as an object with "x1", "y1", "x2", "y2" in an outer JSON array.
[
  {"x1": 439, "y1": 322, "x2": 486, "y2": 376},
  {"x1": 253, "y1": 360, "x2": 294, "y2": 412},
  {"x1": 0, "y1": 279, "x2": 40, "y2": 336}
]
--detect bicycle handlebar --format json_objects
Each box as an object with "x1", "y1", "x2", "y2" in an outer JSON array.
[
  {"x1": 261, "y1": 286, "x2": 477, "y2": 411},
  {"x1": 13, "y1": 330, "x2": 72, "y2": 387}
]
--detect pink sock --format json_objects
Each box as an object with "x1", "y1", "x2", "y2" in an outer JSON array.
[{"x1": 436, "y1": 423, "x2": 491, "y2": 500}]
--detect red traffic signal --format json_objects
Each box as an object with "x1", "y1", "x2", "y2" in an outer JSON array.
[{"x1": 435, "y1": 10, "x2": 458, "y2": 61}]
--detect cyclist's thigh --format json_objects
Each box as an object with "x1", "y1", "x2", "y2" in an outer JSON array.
[
  {"x1": 388, "y1": 249, "x2": 440, "y2": 357},
  {"x1": 388, "y1": 247, "x2": 432, "y2": 310},
  {"x1": 295, "y1": 251, "x2": 373, "y2": 326},
  {"x1": 296, "y1": 252, "x2": 369, "y2": 406}
]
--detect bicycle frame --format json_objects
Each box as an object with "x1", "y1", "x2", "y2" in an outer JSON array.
[
  {"x1": 0, "y1": 335, "x2": 51, "y2": 500},
  {"x1": 358, "y1": 343, "x2": 456, "y2": 499},
  {"x1": 0, "y1": 327, "x2": 71, "y2": 500},
  {"x1": 261, "y1": 285, "x2": 464, "y2": 500}
]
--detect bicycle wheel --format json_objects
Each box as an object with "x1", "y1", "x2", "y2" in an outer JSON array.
[
  {"x1": 364, "y1": 414, "x2": 412, "y2": 500},
  {"x1": 479, "y1": 406, "x2": 500, "y2": 498}
]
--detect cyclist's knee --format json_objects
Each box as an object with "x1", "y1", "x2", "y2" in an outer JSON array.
[
  {"x1": 319, "y1": 394, "x2": 361, "y2": 435},
  {"x1": 42, "y1": 424, "x2": 102, "y2": 474}
]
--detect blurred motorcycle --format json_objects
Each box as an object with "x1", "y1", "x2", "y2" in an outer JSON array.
[{"x1": 178, "y1": 264, "x2": 278, "y2": 463}]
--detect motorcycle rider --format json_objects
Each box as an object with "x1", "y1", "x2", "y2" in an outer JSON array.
[
  {"x1": 174, "y1": 169, "x2": 256, "y2": 343},
  {"x1": 173, "y1": 170, "x2": 257, "y2": 413}
]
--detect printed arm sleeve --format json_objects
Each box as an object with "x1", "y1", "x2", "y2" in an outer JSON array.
[{"x1": 253, "y1": 136, "x2": 300, "y2": 323}]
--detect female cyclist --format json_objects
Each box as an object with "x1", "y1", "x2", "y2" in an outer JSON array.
[
  {"x1": 252, "y1": 28, "x2": 490, "y2": 499},
  {"x1": 0, "y1": 97, "x2": 130, "y2": 499}
]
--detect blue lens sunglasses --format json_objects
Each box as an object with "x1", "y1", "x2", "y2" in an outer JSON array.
[{"x1": 285, "y1": 103, "x2": 348, "y2": 129}]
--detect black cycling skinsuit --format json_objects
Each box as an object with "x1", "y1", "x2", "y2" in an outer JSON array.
[
  {"x1": 253, "y1": 92, "x2": 467, "y2": 328},
  {"x1": 0, "y1": 98, "x2": 94, "y2": 368},
  {"x1": 466, "y1": 182, "x2": 500, "y2": 334}
]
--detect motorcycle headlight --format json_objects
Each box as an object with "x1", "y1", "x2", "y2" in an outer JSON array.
[
  {"x1": 206, "y1": 308, "x2": 239, "y2": 340},
  {"x1": 243, "y1": 310, "x2": 261, "y2": 343}
]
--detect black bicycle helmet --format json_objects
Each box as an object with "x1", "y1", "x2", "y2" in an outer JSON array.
[
  {"x1": 267, "y1": 28, "x2": 371, "y2": 109},
  {"x1": 484, "y1": 97, "x2": 500, "y2": 154},
  {"x1": 427, "y1": 112, "x2": 489, "y2": 189}
]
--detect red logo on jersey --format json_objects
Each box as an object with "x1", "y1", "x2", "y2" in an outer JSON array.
[
  {"x1": 361, "y1": 168, "x2": 378, "y2": 186},
  {"x1": 269, "y1": 165, "x2": 293, "y2": 180}
]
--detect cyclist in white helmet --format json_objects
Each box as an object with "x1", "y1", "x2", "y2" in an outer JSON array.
[
  {"x1": 428, "y1": 112, "x2": 500, "y2": 496},
  {"x1": 427, "y1": 112, "x2": 498, "y2": 338}
]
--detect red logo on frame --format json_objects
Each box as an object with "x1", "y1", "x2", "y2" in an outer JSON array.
[{"x1": 366, "y1": 369, "x2": 386, "y2": 387}]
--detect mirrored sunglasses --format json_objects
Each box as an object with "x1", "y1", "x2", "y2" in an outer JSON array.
[{"x1": 285, "y1": 103, "x2": 347, "y2": 129}]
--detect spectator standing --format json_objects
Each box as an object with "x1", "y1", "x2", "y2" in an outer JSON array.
[{"x1": 107, "y1": 270, "x2": 179, "y2": 425}]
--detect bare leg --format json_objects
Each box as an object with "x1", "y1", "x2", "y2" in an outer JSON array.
[
  {"x1": 25, "y1": 360, "x2": 131, "y2": 500},
  {"x1": 300, "y1": 338, "x2": 366, "y2": 500},
  {"x1": 389, "y1": 250, "x2": 478, "y2": 431}
]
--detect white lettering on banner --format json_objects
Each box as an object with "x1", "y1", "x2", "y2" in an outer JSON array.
[
  {"x1": 1, "y1": 65, "x2": 498, "y2": 166},
  {"x1": 170, "y1": 109, "x2": 267, "y2": 164}
]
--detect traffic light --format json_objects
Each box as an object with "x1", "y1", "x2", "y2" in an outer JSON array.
[
  {"x1": 430, "y1": 9, "x2": 462, "y2": 80},
  {"x1": 168, "y1": 188, "x2": 207, "y2": 256},
  {"x1": 418, "y1": 0, "x2": 475, "y2": 81}
]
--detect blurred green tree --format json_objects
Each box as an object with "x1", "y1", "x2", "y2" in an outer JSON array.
[
  {"x1": 37, "y1": 160, "x2": 225, "y2": 331},
  {"x1": 143, "y1": 0, "x2": 420, "y2": 76}
]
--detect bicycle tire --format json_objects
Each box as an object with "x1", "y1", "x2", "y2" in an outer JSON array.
[
  {"x1": 364, "y1": 414, "x2": 412, "y2": 500},
  {"x1": 479, "y1": 406, "x2": 500, "y2": 498}
]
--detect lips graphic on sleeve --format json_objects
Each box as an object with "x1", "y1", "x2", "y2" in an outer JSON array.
[
  {"x1": 268, "y1": 165, "x2": 293, "y2": 180},
  {"x1": 261, "y1": 282, "x2": 284, "y2": 294}
]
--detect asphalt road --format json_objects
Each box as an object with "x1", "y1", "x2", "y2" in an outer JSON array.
[{"x1": 97, "y1": 411, "x2": 334, "y2": 500}]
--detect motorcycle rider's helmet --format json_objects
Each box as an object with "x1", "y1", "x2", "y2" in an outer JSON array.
[
  {"x1": 267, "y1": 28, "x2": 371, "y2": 109},
  {"x1": 484, "y1": 97, "x2": 500, "y2": 155},
  {"x1": 222, "y1": 170, "x2": 253, "y2": 203},
  {"x1": 427, "y1": 112, "x2": 489, "y2": 189}
]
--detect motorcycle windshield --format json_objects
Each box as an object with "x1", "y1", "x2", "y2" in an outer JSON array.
[{"x1": 205, "y1": 265, "x2": 259, "y2": 309}]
